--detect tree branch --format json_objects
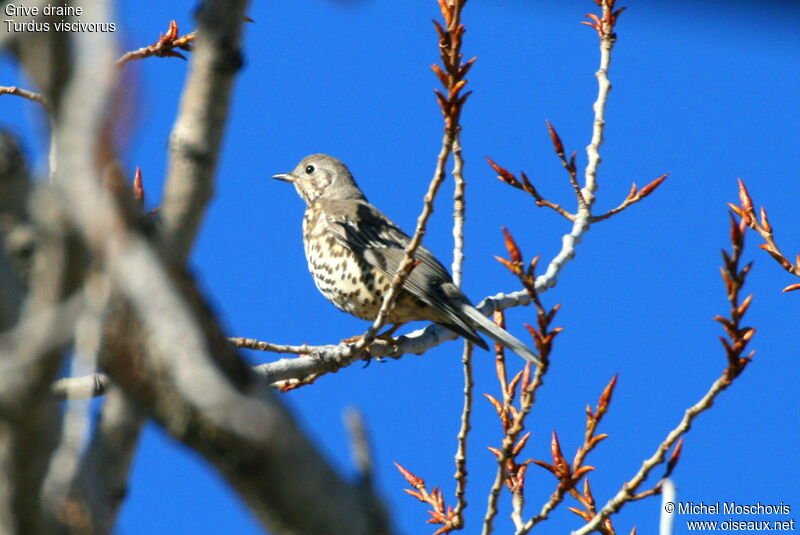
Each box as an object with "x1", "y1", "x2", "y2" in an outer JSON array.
[
  {"x1": 572, "y1": 214, "x2": 754, "y2": 535},
  {"x1": 159, "y1": 1, "x2": 249, "y2": 263}
]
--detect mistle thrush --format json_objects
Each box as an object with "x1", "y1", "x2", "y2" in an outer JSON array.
[{"x1": 273, "y1": 154, "x2": 538, "y2": 364}]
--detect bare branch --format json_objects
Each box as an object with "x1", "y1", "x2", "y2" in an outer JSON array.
[
  {"x1": 487, "y1": 158, "x2": 576, "y2": 221},
  {"x1": 581, "y1": 1, "x2": 618, "y2": 210},
  {"x1": 68, "y1": 387, "x2": 145, "y2": 535},
  {"x1": 57, "y1": 285, "x2": 553, "y2": 400},
  {"x1": 0, "y1": 212, "x2": 70, "y2": 533},
  {"x1": 159, "y1": 4, "x2": 248, "y2": 262},
  {"x1": 452, "y1": 340, "x2": 474, "y2": 522},
  {"x1": 451, "y1": 136, "x2": 467, "y2": 286},
  {"x1": 731, "y1": 178, "x2": 800, "y2": 287},
  {"x1": 115, "y1": 20, "x2": 196, "y2": 68},
  {"x1": 52, "y1": 372, "x2": 110, "y2": 401},
  {"x1": 42, "y1": 275, "x2": 109, "y2": 521},
  {"x1": 230, "y1": 337, "x2": 314, "y2": 354},
  {"x1": 344, "y1": 0, "x2": 473, "y2": 362},
  {"x1": 483, "y1": 288, "x2": 556, "y2": 534},
  {"x1": 590, "y1": 174, "x2": 668, "y2": 223},
  {"x1": 0, "y1": 85, "x2": 50, "y2": 111}
]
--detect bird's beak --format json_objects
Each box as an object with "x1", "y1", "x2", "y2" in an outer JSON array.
[{"x1": 272, "y1": 173, "x2": 295, "y2": 183}]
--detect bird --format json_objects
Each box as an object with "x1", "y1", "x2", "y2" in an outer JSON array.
[{"x1": 273, "y1": 154, "x2": 539, "y2": 364}]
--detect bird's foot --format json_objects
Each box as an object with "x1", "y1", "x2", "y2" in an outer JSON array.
[
  {"x1": 341, "y1": 324, "x2": 405, "y2": 367},
  {"x1": 340, "y1": 334, "x2": 364, "y2": 345},
  {"x1": 341, "y1": 323, "x2": 403, "y2": 347},
  {"x1": 339, "y1": 333, "x2": 382, "y2": 366}
]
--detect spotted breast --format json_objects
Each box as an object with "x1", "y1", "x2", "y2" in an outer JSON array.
[{"x1": 302, "y1": 202, "x2": 437, "y2": 324}]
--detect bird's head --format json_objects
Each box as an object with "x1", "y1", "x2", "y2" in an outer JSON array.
[{"x1": 273, "y1": 154, "x2": 366, "y2": 204}]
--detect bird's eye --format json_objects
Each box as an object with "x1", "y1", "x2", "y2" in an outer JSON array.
[{"x1": 305, "y1": 165, "x2": 315, "y2": 174}]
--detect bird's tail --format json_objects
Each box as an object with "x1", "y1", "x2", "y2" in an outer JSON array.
[{"x1": 460, "y1": 304, "x2": 541, "y2": 365}]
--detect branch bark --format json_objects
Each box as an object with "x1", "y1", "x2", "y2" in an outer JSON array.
[{"x1": 159, "y1": 0, "x2": 249, "y2": 263}]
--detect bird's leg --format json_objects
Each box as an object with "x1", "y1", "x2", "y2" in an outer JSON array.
[
  {"x1": 341, "y1": 323, "x2": 404, "y2": 345},
  {"x1": 341, "y1": 324, "x2": 405, "y2": 367},
  {"x1": 370, "y1": 323, "x2": 405, "y2": 362},
  {"x1": 378, "y1": 323, "x2": 404, "y2": 339},
  {"x1": 341, "y1": 333, "x2": 363, "y2": 344}
]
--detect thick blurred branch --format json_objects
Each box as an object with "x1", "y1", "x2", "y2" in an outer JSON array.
[
  {"x1": 6, "y1": 11, "x2": 71, "y2": 115},
  {"x1": 159, "y1": 2, "x2": 247, "y2": 263},
  {"x1": 0, "y1": 130, "x2": 31, "y2": 328},
  {"x1": 0, "y1": 188, "x2": 70, "y2": 534},
  {"x1": 67, "y1": 387, "x2": 144, "y2": 535}
]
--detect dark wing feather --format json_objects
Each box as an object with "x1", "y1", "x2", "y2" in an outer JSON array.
[{"x1": 322, "y1": 199, "x2": 482, "y2": 342}]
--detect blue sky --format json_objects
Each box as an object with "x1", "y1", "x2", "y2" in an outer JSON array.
[{"x1": 2, "y1": 1, "x2": 799, "y2": 534}]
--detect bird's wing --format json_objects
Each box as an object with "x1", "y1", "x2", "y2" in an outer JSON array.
[{"x1": 323, "y1": 200, "x2": 478, "y2": 330}]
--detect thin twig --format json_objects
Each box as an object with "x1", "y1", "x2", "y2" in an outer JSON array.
[
  {"x1": 483, "y1": 298, "x2": 554, "y2": 534},
  {"x1": 395, "y1": 464, "x2": 459, "y2": 530},
  {"x1": 731, "y1": 178, "x2": 800, "y2": 291},
  {"x1": 483, "y1": 361, "x2": 547, "y2": 534},
  {"x1": 229, "y1": 337, "x2": 313, "y2": 354},
  {"x1": 451, "y1": 136, "x2": 467, "y2": 287},
  {"x1": 572, "y1": 375, "x2": 733, "y2": 534},
  {"x1": 590, "y1": 174, "x2": 668, "y2": 223},
  {"x1": 536, "y1": 199, "x2": 576, "y2": 221},
  {"x1": 518, "y1": 376, "x2": 615, "y2": 534},
  {"x1": 0, "y1": 86, "x2": 50, "y2": 111},
  {"x1": 115, "y1": 20, "x2": 196, "y2": 68},
  {"x1": 545, "y1": 120, "x2": 585, "y2": 208},
  {"x1": 391, "y1": 3, "x2": 475, "y2": 533},
  {"x1": 482, "y1": 319, "x2": 512, "y2": 534},
  {"x1": 452, "y1": 340, "x2": 473, "y2": 523},
  {"x1": 345, "y1": 0, "x2": 472, "y2": 362},
  {"x1": 581, "y1": 2, "x2": 619, "y2": 211},
  {"x1": 487, "y1": 158, "x2": 576, "y2": 221},
  {"x1": 438, "y1": 1, "x2": 472, "y2": 527}
]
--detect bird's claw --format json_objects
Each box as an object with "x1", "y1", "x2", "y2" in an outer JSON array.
[{"x1": 341, "y1": 331, "x2": 399, "y2": 367}]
